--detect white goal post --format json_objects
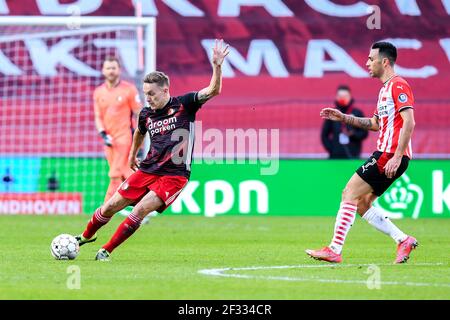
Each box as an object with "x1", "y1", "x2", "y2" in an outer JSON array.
[
  {"x1": 0, "y1": 16, "x2": 156, "y2": 73},
  {"x1": 0, "y1": 16, "x2": 155, "y2": 214}
]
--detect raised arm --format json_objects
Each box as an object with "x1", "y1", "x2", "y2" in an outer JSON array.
[
  {"x1": 320, "y1": 107, "x2": 379, "y2": 132},
  {"x1": 197, "y1": 39, "x2": 230, "y2": 103}
]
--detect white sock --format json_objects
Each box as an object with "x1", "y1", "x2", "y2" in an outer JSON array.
[
  {"x1": 363, "y1": 206, "x2": 408, "y2": 244},
  {"x1": 329, "y1": 201, "x2": 357, "y2": 255}
]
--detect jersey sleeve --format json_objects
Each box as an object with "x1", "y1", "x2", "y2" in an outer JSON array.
[
  {"x1": 178, "y1": 92, "x2": 204, "y2": 114},
  {"x1": 137, "y1": 108, "x2": 148, "y2": 135},
  {"x1": 392, "y1": 81, "x2": 414, "y2": 112}
]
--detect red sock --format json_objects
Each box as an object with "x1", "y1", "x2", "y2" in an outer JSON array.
[
  {"x1": 103, "y1": 213, "x2": 142, "y2": 253},
  {"x1": 82, "y1": 207, "x2": 112, "y2": 239}
]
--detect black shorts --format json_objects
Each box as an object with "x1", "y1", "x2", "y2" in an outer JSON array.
[{"x1": 356, "y1": 151, "x2": 410, "y2": 197}]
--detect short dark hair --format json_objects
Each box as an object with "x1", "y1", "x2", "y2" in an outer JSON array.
[
  {"x1": 143, "y1": 71, "x2": 170, "y2": 87},
  {"x1": 102, "y1": 56, "x2": 120, "y2": 67},
  {"x1": 336, "y1": 84, "x2": 351, "y2": 93},
  {"x1": 372, "y1": 41, "x2": 397, "y2": 66}
]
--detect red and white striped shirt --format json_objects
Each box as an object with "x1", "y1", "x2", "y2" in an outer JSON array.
[{"x1": 374, "y1": 75, "x2": 414, "y2": 158}]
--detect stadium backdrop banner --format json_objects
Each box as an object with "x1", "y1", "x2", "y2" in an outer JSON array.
[{"x1": 28, "y1": 159, "x2": 450, "y2": 218}]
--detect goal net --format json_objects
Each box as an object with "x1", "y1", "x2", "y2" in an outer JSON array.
[{"x1": 0, "y1": 16, "x2": 155, "y2": 215}]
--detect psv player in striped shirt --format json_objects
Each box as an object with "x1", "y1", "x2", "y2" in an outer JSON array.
[{"x1": 307, "y1": 42, "x2": 418, "y2": 264}]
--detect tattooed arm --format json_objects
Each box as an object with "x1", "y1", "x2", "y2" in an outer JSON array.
[
  {"x1": 198, "y1": 39, "x2": 230, "y2": 103},
  {"x1": 342, "y1": 113, "x2": 380, "y2": 131},
  {"x1": 320, "y1": 107, "x2": 380, "y2": 131}
]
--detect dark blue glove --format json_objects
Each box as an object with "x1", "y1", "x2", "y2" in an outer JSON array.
[{"x1": 99, "y1": 131, "x2": 112, "y2": 147}]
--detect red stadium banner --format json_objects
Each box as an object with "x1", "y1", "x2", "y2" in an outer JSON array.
[
  {"x1": 0, "y1": 0, "x2": 449, "y2": 157},
  {"x1": 0, "y1": 193, "x2": 82, "y2": 215}
]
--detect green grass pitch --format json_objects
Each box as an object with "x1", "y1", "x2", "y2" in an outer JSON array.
[{"x1": 0, "y1": 215, "x2": 449, "y2": 299}]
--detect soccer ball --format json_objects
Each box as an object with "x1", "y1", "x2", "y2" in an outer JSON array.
[{"x1": 50, "y1": 234, "x2": 80, "y2": 260}]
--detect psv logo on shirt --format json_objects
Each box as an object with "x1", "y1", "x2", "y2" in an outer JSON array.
[{"x1": 398, "y1": 93, "x2": 408, "y2": 103}]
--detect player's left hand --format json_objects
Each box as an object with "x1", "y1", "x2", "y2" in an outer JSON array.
[
  {"x1": 384, "y1": 156, "x2": 401, "y2": 179},
  {"x1": 320, "y1": 108, "x2": 344, "y2": 121},
  {"x1": 128, "y1": 156, "x2": 140, "y2": 171},
  {"x1": 211, "y1": 39, "x2": 230, "y2": 67}
]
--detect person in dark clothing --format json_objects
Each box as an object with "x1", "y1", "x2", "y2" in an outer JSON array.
[{"x1": 321, "y1": 85, "x2": 368, "y2": 159}]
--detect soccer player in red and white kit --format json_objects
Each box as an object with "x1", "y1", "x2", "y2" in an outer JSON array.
[
  {"x1": 75, "y1": 39, "x2": 229, "y2": 260},
  {"x1": 306, "y1": 42, "x2": 418, "y2": 264}
]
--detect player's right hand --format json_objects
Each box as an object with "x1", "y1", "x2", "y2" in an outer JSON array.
[
  {"x1": 128, "y1": 156, "x2": 140, "y2": 171},
  {"x1": 99, "y1": 131, "x2": 113, "y2": 147},
  {"x1": 320, "y1": 108, "x2": 344, "y2": 121}
]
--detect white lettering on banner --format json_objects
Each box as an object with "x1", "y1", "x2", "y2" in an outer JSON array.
[
  {"x1": 0, "y1": 0, "x2": 8, "y2": 14},
  {"x1": 439, "y1": 38, "x2": 450, "y2": 62},
  {"x1": 0, "y1": 200, "x2": 81, "y2": 215},
  {"x1": 304, "y1": 40, "x2": 367, "y2": 77},
  {"x1": 205, "y1": 181, "x2": 234, "y2": 217},
  {"x1": 304, "y1": 0, "x2": 371, "y2": 17},
  {"x1": 2, "y1": 0, "x2": 450, "y2": 17},
  {"x1": 432, "y1": 170, "x2": 450, "y2": 214},
  {"x1": 395, "y1": 0, "x2": 421, "y2": 16},
  {"x1": 202, "y1": 39, "x2": 289, "y2": 77},
  {"x1": 218, "y1": 0, "x2": 294, "y2": 17},
  {"x1": 171, "y1": 180, "x2": 269, "y2": 217},
  {"x1": 36, "y1": 0, "x2": 102, "y2": 15},
  {"x1": 171, "y1": 181, "x2": 201, "y2": 214},
  {"x1": 24, "y1": 39, "x2": 99, "y2": 76},
  {"x1": 93, "y1": 40, "x2": 138, "y2": 76},
  {"x1": 304, "y1": 0, "x2": 450, "y2": 17},
  {"x1": 239, "y1": 181, "x2": 268, "y2": 214},
  {"x1": 132, "y1": 0, "x2": 204, "y2": 17},
  {"x1": 1, "y1": 37, "x2": 446, "y2": 78},
  {"x1": 383, "y1": 38, "x2": 438, "y2": 78},
  {"x1": 0, "y1": 50, "x2": 22, "y2": 75}
]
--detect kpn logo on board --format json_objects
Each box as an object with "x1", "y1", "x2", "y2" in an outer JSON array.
[{"x1": 170, "y1": 180, "x2": 269, "y2": 217}]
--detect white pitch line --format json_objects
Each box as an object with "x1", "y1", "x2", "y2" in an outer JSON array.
[{"x1": 198, "y1": 263, "x2": 450, "y2": 288}]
